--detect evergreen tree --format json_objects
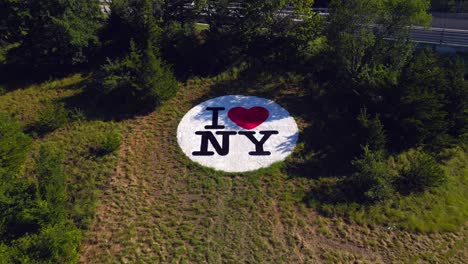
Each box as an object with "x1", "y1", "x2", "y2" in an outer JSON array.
[
  {"x1": 102, "y1": 0, "x2": 163, "y2": 58},
  {"x1": 396, "y1": 50, "x2": 452, "y2": 149},
  {"x1": 97, "y1": 39, "x2": 178, "y2": 109},
  {"x1": 396, "y1": 148, "x2": 446, "y2": 193},
  {"x1": 357, "y1": 109, "x2": 387, "y2": 152},
  {"x1": 350, "y1": 146, "x2": 394, "y2": 202},
  {"x1": 96, "y1": 0, "x2": 178, "y2": 110},
  {"x1": 443, "y1": 57, "x2": 468, "y2": 141},
  {"x1": 188, "y1": 0, "x2": 320, "y2": 67}
]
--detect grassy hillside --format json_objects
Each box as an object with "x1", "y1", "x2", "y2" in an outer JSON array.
[
  {"x1": 0, "y1": 74, "x2": 466, "y2": 263},
  {"x1": 0, "y1": 75, "x2": 120, "y2": 231}
]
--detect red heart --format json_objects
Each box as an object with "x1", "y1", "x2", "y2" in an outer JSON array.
[{"x1": 228, "y1": 106, "x2": 269, "y2": 130}]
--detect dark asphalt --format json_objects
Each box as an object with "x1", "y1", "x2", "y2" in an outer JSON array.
[
  {"x1": 412, "y1": 14, "x2": 468, "y2": 47},
  {"x1": 432, "y1": 14, "x2": 468, "y2": 30}
]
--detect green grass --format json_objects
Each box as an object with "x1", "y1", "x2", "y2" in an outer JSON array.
[
  {"x1": 312, "y1": 147, "x2": 468, "y2": 233},
  {"x1": 0, "y1": 74, "x2": 120, "y2": 230},
  {"x1": 1, "y1": 73, "x2": 467, "y2": 263}
]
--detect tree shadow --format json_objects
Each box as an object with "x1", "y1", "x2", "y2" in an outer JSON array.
[
  {"x1": 0, "y1": 64, "x2": 87, "y2": 92},
  {"x1": 59, "y1": 86, "x2": 156, "y2": 122},
  {"x1": 301, "y1": 177, "x2": 370, "y2": 215}
]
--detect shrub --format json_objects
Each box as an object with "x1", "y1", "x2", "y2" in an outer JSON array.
[
  {"x1": 396, "y1": 148, "x2": 446, "y2": 193},
  {"x1": 12, "y1": 223, "x2": 81, "y2": 264},
  {"x1": 35, "y1": 145, "x2": 67, "y2": 223},
  {"x1": 350, "y1": 146, "x2": 395, "y2": 202},
  {"x1": 0, "y1": 113, "x2": 32, "y2": 179},
  {"x1": 69, "y1": 108, "x2": 86, "y2": 122},
  {"x1": 33, "y1": 101, "x2": 69, "y2": 135},
  {"x1": 1, "y1": 143, "x2": 81, "y2": 263},
  {"x1": 98, "y1": 129, "x2": 122, "y2": 155}
]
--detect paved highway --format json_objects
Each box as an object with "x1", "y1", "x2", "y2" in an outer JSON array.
[
  {"x1": 410, "y1": 27, "x2": 468, "y2": 47},
  {"x1": 412, "y1": 14, "x2": 468, "y2": 47}
]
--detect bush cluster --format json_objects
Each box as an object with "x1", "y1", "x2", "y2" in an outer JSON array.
[
  {"x1": 395, "y1": 149, "x2": 446, "y2": 193},
  {"x1": 32, "y1": 101, "x2": 69, "y2": 135},
  {"x1": 95, "y1": 41, "x2": 178, "y2": 110},
  {"x1": 0, "y1": 115, "x2": 81, "y2": 263},
  {"x1": 95, "y1": 128, "x2": 122, "y2": 155},
  {"x1": 351, "y1": 147, "x2": 446, "y2": 202}
]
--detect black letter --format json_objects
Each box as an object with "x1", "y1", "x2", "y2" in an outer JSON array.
[
  {"x1": 205, "y1": 107, "x2": 225, "y2": 129},
  {"x1": 238, "y1": 131, "x2": 279, "y2": 156},
  {"x1": 192, "y1": 131, "x2": 237, "y2": 156}
]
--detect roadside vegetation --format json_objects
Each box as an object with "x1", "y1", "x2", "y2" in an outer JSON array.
[{"x1": 0, "y1": 0, "x2": 467, "y2": 263}]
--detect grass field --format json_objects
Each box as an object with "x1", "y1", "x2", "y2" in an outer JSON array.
[{"x1": 0, "y1": 73, "x2": 467, "y2": 263}]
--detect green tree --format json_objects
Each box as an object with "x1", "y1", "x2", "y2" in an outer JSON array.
[
  {"x1": 0, "y1": 115, "x2": 80, "y2": 263},
  {"x1": 0, "y1": 113, "x2": 33, "y2": 241},
  {"x1": 96, "y1": 0, "x2": 178, "y2": 110},
  {"x1": 326, "y1": 0, "x2": 431, "y2": 86},
  {"x1": 102, "y1": 0, "x2": 163, "y2": 57},
  {"x1": 197, "y1": 0, "x2": 315, "y2": 34},
  {"x1": 191, "y1": 0, "x2": 321, "y2": 67},
  {"x1": 97, "y1": 40, "x2": 178, "y2": 109},
  {"x1": 396, "y1": 50, "x2": 452, "y2": 149},
  {"x1": 350, "y1": 146, "x2": 394, "y2": 202},
  {"x1": 357, "y1": 109, "x2": 387, "y2": 152},
  {"x1": 0, "y1": 0, "x2": 28, "y2": 44},
  {"x1": 443, "y1": 58, "x2": 468, "y2": 141},
  {"x1": 396, "y1": 148, "x2": 446, "y2": 193},
  {"x1": 2, "y1": 0, "x2": 103, "y2": 69}
]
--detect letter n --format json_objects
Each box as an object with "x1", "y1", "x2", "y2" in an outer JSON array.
[{"x1": 192, "y1": 131, "x2": 237, "y2": 156}]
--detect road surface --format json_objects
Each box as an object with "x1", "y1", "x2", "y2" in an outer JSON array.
[{"x1": 413, "y1": 14, "x2": 468, "y2": 47}]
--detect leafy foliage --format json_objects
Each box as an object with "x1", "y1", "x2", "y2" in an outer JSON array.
[
  {"x1": 2, "y1": 0, "x2": 103, "y2": 70},
  {"x1": 101, "y1": 0, "x2": 163, "y2": 57},
  {"x1": 326, "y1": 0, "x2": 430, "y2": 86}
]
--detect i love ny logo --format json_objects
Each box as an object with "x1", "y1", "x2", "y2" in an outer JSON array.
[{"x1": 177, "y1": 95, "x2": 298, "y2": 172}]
